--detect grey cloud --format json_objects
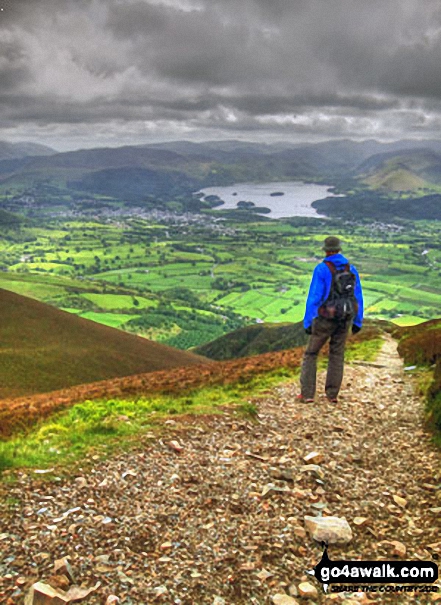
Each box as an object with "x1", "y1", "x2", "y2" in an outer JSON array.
[
  {"x1": 229, "y1": 93, "x2": 400, "y2": 115},
  {"x1": 106, "y1": 1, "x2": 169, "y2": 39},
  {"x1": 0, "y1": 34, "x2": 32, "y2": 91},
  {"x1": 1, "y1": 0, "x2": 441, "y2": 148},
  {"x1": 381, "y1": 35, "x2": 441, "y2": 98}
]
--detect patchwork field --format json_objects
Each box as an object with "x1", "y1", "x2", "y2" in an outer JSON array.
[{"x1": 1, "y1": 216, "x2": 440, "y2": 348}]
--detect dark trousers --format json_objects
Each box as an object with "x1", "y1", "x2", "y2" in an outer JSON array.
[{"x1": 300, "y1": 316, "x2": 350, "y2": 399}]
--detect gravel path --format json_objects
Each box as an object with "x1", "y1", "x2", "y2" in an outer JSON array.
[{"x1": 1, "y1": 336, "x2": 440, "y2": 604}]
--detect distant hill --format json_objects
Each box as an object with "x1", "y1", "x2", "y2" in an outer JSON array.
[
  {"x1": 194, "y1": 318, "x2": 387, "y2": 361},
  {"x1": 0, "y1": 209, "x2": 24, "y2": 227},
  {"x1": 314, "y1": 146, "x2": 441, "y2": 219},
  {"x1": 0, "y1": 288, "x2": 210, "y2": 399},
  {"x1": 0, "y1": 138, "x2": 427, "y2": 186},
  {"x1": 193, "y1": 322, "x2": 309, "y2": 360},
  {"x1": 0, "y1": 141, "x2": 56, "y2": 161},
  {"x1": 357, "y1": 148, "x2": 441, "y2": 191}
]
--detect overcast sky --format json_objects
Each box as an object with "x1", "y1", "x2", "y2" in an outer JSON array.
[{"x1": 2, "y1": 0, "x2": 441, "y2": 150}]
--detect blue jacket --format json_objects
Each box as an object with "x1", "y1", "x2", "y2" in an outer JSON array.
[{"x1": 303, "y1": 253, "x2": 364, "y2": 329}]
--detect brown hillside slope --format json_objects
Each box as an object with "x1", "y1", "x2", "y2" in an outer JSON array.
[
  {"x1": 395, "y1": 317, "x2": 441, "y2": 365},
  {"x1": 0, "y1": 347, "x2": 304, "y2": 438},
  {"x1": 395, "y1": 318, "x2": 441, "y2": 433},
  {"x1": 0, "y1": 325, "x2": 378, "y2": 438},
  {"x1": 0, "y1": 288, "x2": 209, "y2": 399}
]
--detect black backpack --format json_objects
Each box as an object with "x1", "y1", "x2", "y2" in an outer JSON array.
[{"x1": 318, "y1": 261, "x2": 358, "y2": 321}]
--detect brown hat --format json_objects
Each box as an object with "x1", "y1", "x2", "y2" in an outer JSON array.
[{"x1": 323, "y1": 236, "x2": 342, "y2": 252}]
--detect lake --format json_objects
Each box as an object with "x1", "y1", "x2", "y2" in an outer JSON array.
[{"x1": 198, "y1": 181, "x2": 343, "y2": 219}]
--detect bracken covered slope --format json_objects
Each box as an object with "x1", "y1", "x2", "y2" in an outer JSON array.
[
  {"x1": 0, "y1": 347, "x2": 304, "y2": 438},
  {"x1": 395, "y1": 318, "x2": 441, "y2": 433},
  {"x1": 0, "y1": 327, "x2": 379, "y2": 438}
]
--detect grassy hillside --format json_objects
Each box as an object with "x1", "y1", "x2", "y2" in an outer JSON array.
[
  {"x1": 364, "y1": 166, "x2": 430, "y2": 192},
  {"x1": 0, "y1": 209, "x2": 24, "y2": 227},
  {"x1": 313, "y1": 146, "x2": 441, "y2": 219},
  {"x1": 0, "y1": 288, "x2": 209, "y2": 399},
  {"x1": 193, "y1": 321, "x2": 308, "y2": 360},
  {"x1": 358, "y1": 148, "x2": 441, "y2": 192},
  {"x1": 194, "y1": 319, "x2": 385, "y2": 361},
  {"x1": 396, "y1": 318, "x2": 441, "y2": 364}
]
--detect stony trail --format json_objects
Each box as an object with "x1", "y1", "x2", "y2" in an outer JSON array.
[{"x1": 1, "y1": 336, "x2": 440, "y2": 604}]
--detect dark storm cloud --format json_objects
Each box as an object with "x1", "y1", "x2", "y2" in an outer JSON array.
[
  {"x1": 1, "y1": 0, "x2": 441, "y2": 148},
  {"x1": 0, "y1": 30, "x2": 31, "y2": 90},
  {"x1": 107, "y1": 1, "x2": 168, "y2": 39}
]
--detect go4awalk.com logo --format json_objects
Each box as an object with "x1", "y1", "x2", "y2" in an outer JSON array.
[{"x1": 307, "y1": 544, "x2": 439, "y2": 595}]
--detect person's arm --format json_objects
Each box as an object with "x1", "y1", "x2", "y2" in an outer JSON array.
[
  {"x1": 303, "y1": 264, "x2": 327, "y2": 330},
  {"x1": 352, "y1": 266, "x2": 364, "y2": 329}
]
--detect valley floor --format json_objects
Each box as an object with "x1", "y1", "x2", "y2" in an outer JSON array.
[{"x1": 1, "y1": 338, "x2": 440, "y2": 604}]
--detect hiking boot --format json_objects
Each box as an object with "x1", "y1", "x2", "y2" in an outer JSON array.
[
  {"x1": 296, "y1": 394, "x2": 314, "y2": 403},
  {"x1": 326, "y1": 396, "x2": 338, "y2": 404}
]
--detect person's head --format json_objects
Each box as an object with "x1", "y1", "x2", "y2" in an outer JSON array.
[{"x1": 323, "y1": 236, "x2": 342, "y2": 256}]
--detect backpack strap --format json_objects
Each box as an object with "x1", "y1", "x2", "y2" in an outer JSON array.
[
  {"x1": 324, "y1": 260, "x2": 336, "y2": 274},
  {"x1": 324, "y1": 261, "x2": 350, "y2": 273}
]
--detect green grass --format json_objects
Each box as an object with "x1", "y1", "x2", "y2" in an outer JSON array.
[
  {"x1": 391, "y1": 315, "x2": 428, "y2": 327},
  {"x1": 414, "y1": 369, "x2": 441, "y2": 448},
  {"x1": 346, "y1": 337, "x2": 384, "y2": 362},
  {"x1": 95, "y1": 269, "x2": 213, "y2": 291},
  {"x1": 8, "y1": 262, "x2": 75, "y2": 274},
  {"x1": 215, "y1": 288, "x2": 306, "y2": 322},
  {"x1": 81, "y1": 293, "x2": 157, "y2": 310},
  {"x1": 0, "y1": 276, "x2": 67, "y2": 300},
  {"x1": 78, "y1": 311, "x2": 141, "y2": 328},
  {"x1": 0, "y1": 367, "x2": 298, "y2": 475}
]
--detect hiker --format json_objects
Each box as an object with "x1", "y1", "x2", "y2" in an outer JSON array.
[{"x1": 297, "y1": 236, "x2": 363, "y2": 404}]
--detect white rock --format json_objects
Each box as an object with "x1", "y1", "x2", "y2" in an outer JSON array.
[
  {"x1": 153, "y1": 585, "x2": 168, "y2": 597},
  {"x1": 303, "y1": 451, "x2": 324, "y2": 464},
  {"x1": 272, "y1": 594, "x2": 300, "y2": 605},
  {"x1": 74, "y1": 477, "x2": 87, "y2": 488},
  {"x1": 298, "y1": 581, "x2": 318, "y2": 598},
  {"x1": 25, "y1": 582, "x2": 69, "y2": 605},
  {"x1": 299, "y1": 464, "x2": 325, "y2": 479},
  {"x1": 304, "y1": 515, "x2": 353, "y2": 544}
]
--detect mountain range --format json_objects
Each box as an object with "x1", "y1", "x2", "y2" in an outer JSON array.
[
  {"x1": 0, "y1": 140, "x2": 441, "y2": 221},
  {"x1": 2, "y1": 138, "x2": 441, "y2": 215}
]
